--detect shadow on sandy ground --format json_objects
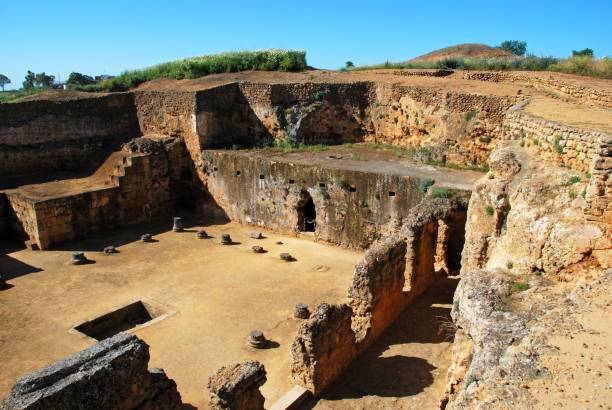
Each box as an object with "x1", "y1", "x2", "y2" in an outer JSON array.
[
  {"x1": 51, "y1": 213, "x2": 230, "y2": 253},
  {"x1": 0, "y1": 241, "x2": 43, "y2": 280}
]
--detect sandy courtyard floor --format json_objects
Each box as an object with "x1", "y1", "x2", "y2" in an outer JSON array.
[{"x1": 0, "y1": 221, "x2": 362, "y2": 408}]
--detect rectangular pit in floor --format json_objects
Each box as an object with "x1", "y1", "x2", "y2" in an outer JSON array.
[{"x1": 74, "y1": 300, "x2": 166, "y2": 341}]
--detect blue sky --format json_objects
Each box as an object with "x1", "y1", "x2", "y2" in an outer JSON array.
[{"x1": 3, "y1": 0, "x2": 611, "y2": 90}]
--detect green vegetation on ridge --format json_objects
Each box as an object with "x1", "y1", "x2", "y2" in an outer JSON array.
[
  {"x1": 349, "y1": 42, "x2": 611, "y2": 79},
  {"x1": 84, "y1": 49, "x2": 307, "y2": 91},
  {"x1": 349, "y1": 55, "x2": 612, "y2": 79}
]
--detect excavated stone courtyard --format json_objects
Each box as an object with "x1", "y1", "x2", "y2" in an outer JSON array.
[
  {"x1": 0, "y1": 222, "x2": 362, "y2": 407},
  {"x1": 0, "y1": 69, "x2": 610, "y2": 410}
]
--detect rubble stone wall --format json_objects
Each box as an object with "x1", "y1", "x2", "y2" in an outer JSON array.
[
  {"x1": 463, "y1": 71, "x2": 612, "y2": 109},
  {"x1": 0, "y1": 333, "x2": 182, "y2": 410},
  {"x1": 503, "y1": 106, "x2": 611, "y2": 227}
]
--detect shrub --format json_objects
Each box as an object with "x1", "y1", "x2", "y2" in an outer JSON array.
[
  {"x1": 485, "y1": 205, "x2": 495, "y2": 216},
  {"x1": 479, "y1": 135, "x2": 492, "y2": 143},
  {"x1": 262, "y1": 139, "x2": 327, "y2": 153},
  {"x1": 569, "y1": 190, "x2": 577, "y2": 199},
  {"x1": 457, "y1": 198, "x2": 469, "y2": 210},
  {"x1": 465, "y1": 111, "x2": 478, "y2": 121},
  {"x1": 572, "y1": 48, "x2": 594, "y2": 58},
  {"x1": 566, "y1": 175, "x2": 581, "y2": 185},
  {"x1": 512, "y1": 281, "x2": 530, "y2": 292},
  {"x1": 431, "y1": 188, "x2": 455, "y2": 198},
  {"x1": 419, "y1": 178, "x2": 436, "y2": 193},
  {"x1": 438, "y1": 58, "x2": 461, "y2": 69},
  {"x1": 554, "y1": 135, "x2": 564, "y2": 154},
  {"x1": 506, "y1": 261, "x2": 514, "y2": 269},
  {"x1": 335, "y1": 179, "x2": 351, "y2": 191},
  {"x1": 313, "y1": 90, "x2": 326, "y2": 101}
]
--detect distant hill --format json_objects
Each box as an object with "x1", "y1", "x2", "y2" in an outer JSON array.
[{"x1": 410, "y1": 43, "x2": 515, "y2": 62}]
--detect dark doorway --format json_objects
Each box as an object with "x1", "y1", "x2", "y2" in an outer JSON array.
[{"x1": 297, "y1": 192, "x2": 316, "y2": 232}]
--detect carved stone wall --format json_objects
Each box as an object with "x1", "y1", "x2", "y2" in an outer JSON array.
[{"x1": 0, "y1": 93, "x2": 139, "y2": 176}]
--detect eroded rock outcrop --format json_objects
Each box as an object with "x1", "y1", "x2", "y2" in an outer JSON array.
[
  {"x1": 1, "y1": 333, "x2": 182, "y2": 410},
  {"x1": 462, "y1": 146, "x2": 609, "y2": 275},
  {"x1": 445, "y1": 141, "x2": 611, "y2": 409},
  {"x1": 207, "y1": 361, "x2": 267, "y2": 410},
  {"x1": 445, "y1": 269, "x2": 531, "y2": 407}
]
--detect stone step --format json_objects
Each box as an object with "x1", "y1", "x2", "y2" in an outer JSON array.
[{"x1": 269, "y1": 385, "x2": 310, "y2": 410}]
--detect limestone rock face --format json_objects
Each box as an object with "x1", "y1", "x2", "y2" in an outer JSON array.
[
  {"x1": 446, "y1": 269, "x2": 531, "y2": 408},
  {"x1": 462, "y1": 146, "x2": 608, "y2": 275},
  {"x1": 1, "y1": 333, "x2": 182, "y2": 410},
  {"x1": 207, "y1": 361, "x2": 267, "y2": 410},
  {"x1": 488, "y1": 149, "x2": 521, "y2": 180}
]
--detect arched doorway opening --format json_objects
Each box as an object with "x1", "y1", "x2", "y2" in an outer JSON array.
[{"x1": 297, "y1": 192, "x2": 316, "y2": 232}]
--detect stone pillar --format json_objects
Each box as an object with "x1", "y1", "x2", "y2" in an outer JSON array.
[
  {"x1": 208, "y1": 361, "x2": 267, "y2": 410},
  {"x1": 172, "y1": 217, "x2": 183, "y2": 232}
]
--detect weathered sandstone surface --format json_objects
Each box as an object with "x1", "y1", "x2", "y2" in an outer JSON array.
[{"x1": 1, "y1": 333, "x2": 182, "y2": 410}]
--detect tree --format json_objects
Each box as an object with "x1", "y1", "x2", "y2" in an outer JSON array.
[
  {"x1": 67, "y1": 72, "x2": 95, "y2": 86},
  {"x1": 572, "y1": 48, "x2": 594, "y2": 58},
  {"x1": 35, "y1": 72, "x2": 55, "y2": 88},
  {"x1": 23, "y1": 71, "x2": 55, "y2": 89},
  {"x1": 499, "y1": 40, "x2": 527, "y2": 56},
  {"x1": 345, "y1": 61, "x2": 354, "y2": 69},
  {"x1": 23, "y1": 71, "x2": 36, "y2": 90},
  {"x1": 0, "y1": 74, "x2": 10, "y2": 91}
]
